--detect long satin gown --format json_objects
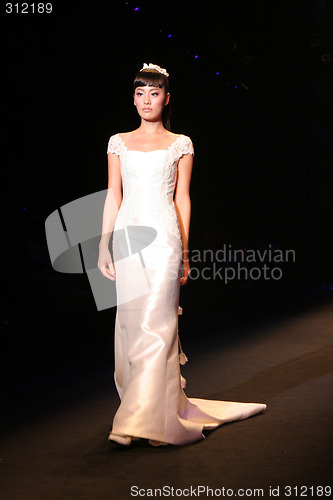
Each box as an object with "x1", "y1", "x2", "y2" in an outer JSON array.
[{"x1": 107, "y1": 133, "x2": 266, "y2": 445}]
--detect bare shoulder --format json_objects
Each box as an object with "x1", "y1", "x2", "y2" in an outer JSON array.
[
  {"x1": 167, "y1": 132, "x2": 181, "y2": 139},
  {"x1": 169, "y1": 132, "x2": 192, "y2": 142},
  {"x1": 119, "y1": 130, "x2": 141, "y2": 139}
]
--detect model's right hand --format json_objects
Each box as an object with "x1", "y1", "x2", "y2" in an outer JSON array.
[{"x1": 98, "y1": 246, "x2": 116, "y2": 281}]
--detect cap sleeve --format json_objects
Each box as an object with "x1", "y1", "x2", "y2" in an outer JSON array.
[
  {"x1": 177, "y1": 135, "x2": 194, "y2": 159},
  {"x1": 107, "y1": 133, "x2": 121, "y2": 156}
]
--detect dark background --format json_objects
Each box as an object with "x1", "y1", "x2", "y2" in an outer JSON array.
[{"x1": 1, "y1": 0, "x2": 333, "y2": 420}]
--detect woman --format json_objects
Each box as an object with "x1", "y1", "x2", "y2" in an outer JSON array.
[{"x1": 98, "y1": 63, "x2": 266, "y2": 447}]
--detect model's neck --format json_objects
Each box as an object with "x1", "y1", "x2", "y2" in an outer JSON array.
[{"x1": 137, "y1": 120, "x2": 166, "y2": 135}]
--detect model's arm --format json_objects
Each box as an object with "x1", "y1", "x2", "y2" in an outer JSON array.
[
  {"x1": 174, "y1": 153, "x2": 193, "y2": 285},
  {"x1": 98, "y1": 152, "x2": 123, "y2": 280}
]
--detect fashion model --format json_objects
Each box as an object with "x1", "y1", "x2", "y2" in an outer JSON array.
[{"x1": 98, "y1": 63, "x2": 266, "y2": 447}]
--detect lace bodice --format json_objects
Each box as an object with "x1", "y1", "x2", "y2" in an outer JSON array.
[{"x1": 107, "y1": 133, "x2": 194, "y2": 240}]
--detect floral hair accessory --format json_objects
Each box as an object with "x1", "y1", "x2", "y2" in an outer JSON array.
[{"x1": 140, "y1": 63, "x2": 169, "y2": 77}]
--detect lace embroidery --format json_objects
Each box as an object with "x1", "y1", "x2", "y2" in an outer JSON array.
[
  {"x1": 160, "y1": 152, "x2": 180, "y2": 239},
  {"x1": 107, "y1": 134, "x2": 123, "y2": 156},
  {"x1": 174, "y1": 134, "x2": 195, "y2": 159},
  {"x1": 107, "y1": 134, "x2": 194, "y2": 240}
]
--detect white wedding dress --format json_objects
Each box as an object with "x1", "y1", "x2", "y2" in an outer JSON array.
[{"x1": 107, "y1": 133, "x2": 266, "y2": 445}]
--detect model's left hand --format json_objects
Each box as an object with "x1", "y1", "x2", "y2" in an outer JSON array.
[{"x1": 180, "y1": 261, "x2": 191, "y2": 286}]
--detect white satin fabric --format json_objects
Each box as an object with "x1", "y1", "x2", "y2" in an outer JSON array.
[{"x1": 107, "y1": 134, "x2": 266, "y2": 445}]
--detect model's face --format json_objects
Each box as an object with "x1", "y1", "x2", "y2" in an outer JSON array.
[{"x1": 134, "y1": 85, "x2": 170, "y2": 121}]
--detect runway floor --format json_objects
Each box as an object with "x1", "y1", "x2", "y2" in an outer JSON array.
[{"x1": 1, "y1": 285, "x2": 332, "y2": 499}]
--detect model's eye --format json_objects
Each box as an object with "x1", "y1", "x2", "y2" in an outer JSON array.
[
  {"x1": 151, "y1": 93, "x2": 159, "y2": 97},
  {"x1": 136, "y1": 92, "x2": 143, "y2": 96}
]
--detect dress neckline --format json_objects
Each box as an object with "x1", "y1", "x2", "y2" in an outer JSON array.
[{"x1": 117, "y1": 133, "x2": 184, "y2": 153}]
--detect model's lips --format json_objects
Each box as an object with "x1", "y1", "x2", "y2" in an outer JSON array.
[{"x1": 143, "y1": 108, "x2": 152, "y2": 111}]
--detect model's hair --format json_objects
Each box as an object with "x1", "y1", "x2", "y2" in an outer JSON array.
[{"x1": 133, "y1": 69, "x2": 172, "y2": 131}]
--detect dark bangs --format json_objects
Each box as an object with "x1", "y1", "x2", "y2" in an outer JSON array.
[{"x1": 133, "y1": 70, "x2": 169, "y2": 93}]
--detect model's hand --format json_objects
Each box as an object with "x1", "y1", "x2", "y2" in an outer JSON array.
[
  {"x1": 98, "y1": 246, "x2": 116, "y2": 281},
  {"x1": 180, "y1": 261, "x2": 191, "y2": 286}
]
